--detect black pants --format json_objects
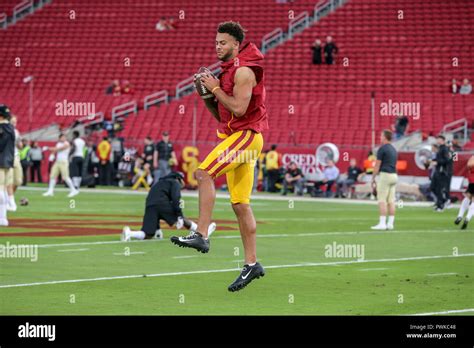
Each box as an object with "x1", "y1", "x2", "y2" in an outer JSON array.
[
  {"x1": 30, "y1": 160, "x2": 42, "y2": 183},
  {"x1": 141, "y1": 205, "x2": 178, "y2": 237},
  {"x1": 70, "y1": 157, "x2": 84, "y2": 178},
  {"x1": 432, "y1": 172, "x2": 448, "y2": 209},
  {"x1": 20, "y1": 160, "x2": 29, "y2": 185},
  {"x1": 98, "y1": 162, "x2": 112, "y2": 185},
  {"x1": 267, "y1": 169, "x2": 280, "y2": 192},
  {"x1": 315, "y1": 180, "x2": 336, "y2": 197}
]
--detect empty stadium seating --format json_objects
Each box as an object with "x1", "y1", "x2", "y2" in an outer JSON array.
[{"x1": 1, "y1": 0, "x2": 473, "y2": 148}]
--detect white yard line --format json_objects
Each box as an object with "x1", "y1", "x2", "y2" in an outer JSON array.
[
  {"x1": 112, "y1": 252, "x2": 146, "y2": 256},
  {"x1": 172, "y1": 255, "x2": 199, "y2": 259},
  {"x1": 32, "y1": 229, "x2": 461, "y2": 249},
  {"x1": 0, "y1": 253, "x2": 472, "y2": 289},
  {"x1": 17, "y1": 186, "x2": 443, "y2": 207},
  {"x1": 426, "y1": 272, "x2": 458, "y2": 277},
  {"x1": 358, "y1": 268, "x2": 389, "y2": 271},
  {"x1": 411, "y1": 309, "x2": 474, "y2": 316},
  {"x1": 57, "y1": 248, "x2": 90, "y2": 252}
]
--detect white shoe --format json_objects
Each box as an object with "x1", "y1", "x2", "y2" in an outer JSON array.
[
  {"x1": 121, "y1": 226, "x2": 131, "y2": 242},
  {"x1": 7, "y1": 202, "x2": 17, "y2": 212},
  {"x1": 386, "y1": 224, "x2": 394, "y2": 230},
  {"x1": 0, "y1": 219, "x2": 9, "y2": 226},
  {"x1": 208, "y1": 222, "x2": 217, "y2": 237},
  {"x1": 43, "y1": 191, "x2": 54, "y2": 197},
  {"x1": 371, "y1": 223, "x2": 387, "y2": 230},
  {"x1": 68, "y1": 190, "x2": 79, "y2": 198},
  {"x1": 154, "y1": 229, "x2": 163, "y2": 239}
]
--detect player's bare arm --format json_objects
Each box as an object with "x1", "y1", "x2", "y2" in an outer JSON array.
[{"x1": 201, "y1": 66, "x2": 256, "y2": 117}]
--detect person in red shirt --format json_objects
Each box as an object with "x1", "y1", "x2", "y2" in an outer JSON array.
[
  {"x1": 455, "y1": 155, "x2": 474, "y2": 229},
  {"x1": 171, "y1": 21, "x2": 268, "y2": 291}
]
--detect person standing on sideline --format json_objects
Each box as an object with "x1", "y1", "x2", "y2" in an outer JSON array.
[
  {"x1": 0, "y1": 105, "x2": 15, "y2": 226},
  {"x1": 153, "y1": 131, "x2": 177, "y2": 183},
  {"x1": 70, "y1": 131, "x2": 86, "y2": 190},
  {"x1": 29, "y1": 141, "x2": 43, "y2": 183},
  {"x1": 19, "y1": 138, "x2": 31, "y2": 186},
  {"x1": 265, "y1": 144, "x2": 280, "y2": 192},
  {"x1": 43, "y1": 134, "x2": 79, "y2": 198},
  {"x1": 97, "y1": 136, "x2": 112, "y2": 186},
  {"x1": 6, "y1": 116, "x2": 23, "y2": 211},
  {"x1": 371, "y1": 130, "x2": 398, "y2": 230},
  {"x1": 431, "y1": 135, "x2": 450, "y2": 212}
]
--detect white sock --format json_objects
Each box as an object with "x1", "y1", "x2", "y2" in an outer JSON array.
[
  {"x1": 0, "y1": 189, "x2": 7, "y2": 220},
  {"x1": 130, "y1": 231, "x2": 146, "y2": 240},
  {"x1": 72, "y1": 177, "x2": 81, "y2": 189},
  {"x1": 190, "y1": 221, "x2": 198, "y2": 232},
  {"x1": 388, "y1": 216, "x2": 395, "y2": 226},
  {"x1": 65, "y1": 178, "x2": 77, "y2": 192},
  {"x1": 379, "y1": 216, "x2": 387, "y2": 226},
  {"x1": 458, "y1": 198, "x2": 470, "y2": 218},
  {"x1": 248, "y1": 262, "x2": 256, "y2": 266},
  {"x1": 466, "y1": 202, "x2": 474, "y2": 221},
  {"x1": 48, "y1": 179, "x2": 56, "y2": 192},
  {"x1": 8, "y1": 195, "x2": 15, "y2": 207}
]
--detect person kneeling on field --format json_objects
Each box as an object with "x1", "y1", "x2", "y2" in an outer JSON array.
[{"x1": 122, "y1": 171, "x2": 216, "y2": 241}]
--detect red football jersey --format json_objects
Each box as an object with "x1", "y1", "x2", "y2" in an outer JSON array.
[{"x1": 217, "y1": 42, "x2": 269, "y2": 136}]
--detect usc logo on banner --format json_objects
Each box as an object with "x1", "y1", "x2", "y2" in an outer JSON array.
[{"x1": 181, "y1": 146, "x2": 200, "y2": 187}]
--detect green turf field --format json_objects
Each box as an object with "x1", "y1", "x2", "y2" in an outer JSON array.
[{"x1": 0, "y1": 187, "x2": 473, "y2": 315}]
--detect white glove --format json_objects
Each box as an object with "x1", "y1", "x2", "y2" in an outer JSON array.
[{"x1": 176, "y1": 217, "x2": 184, "y2": 230}]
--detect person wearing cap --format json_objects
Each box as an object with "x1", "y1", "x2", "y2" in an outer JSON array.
[
  {"x1": 121, "y1": 171, "x2": 216, "y2": 241},
  {"x1": 0, "y1": 104, "x2": 15, "y2": 226},
  {"x1": 152, "y1": 131, "x2": 177, "y2": 184}
]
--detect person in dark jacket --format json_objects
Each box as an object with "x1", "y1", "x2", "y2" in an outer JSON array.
[
  {"x1": 324, "y1": 36, "x2": 338, "y2": 65},
  {"x1": 121, "y1": 172, "x2": 216, "y2": 241},
  {"x1": 0, "y1": 104, "x2": 15, "y2": 226},
  {"x1": 431, "y1": 135, "x2": 451, "y2": 211},
  {"x1": 311, "y1": 39, "x2": 322, "y2": 65}
]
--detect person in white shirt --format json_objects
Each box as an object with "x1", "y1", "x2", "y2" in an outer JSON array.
[
  {"x1": 459, "y1": 78, "x2": 472, "y2": 95},
  {"x1": 5, "y1": 116, "x2": 23, "y2": 211},
  {"x1": 70, "y1": 131, "x2": 85, "y2": 190},
  {"x1": 43, "y1": 134, "x2": 79, "y2": 197}
]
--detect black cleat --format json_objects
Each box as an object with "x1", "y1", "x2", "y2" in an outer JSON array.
[
  {"x1": 170, "y1": 232, "x2": 210, "y2": 253},
  {"x1": 461, "y1": 219, "x2": 469, "y2": 230},
  {"x1": 454, "y1": 217, "x2": 463, "y2": 225},
  {"x1": 228, "y1": 262, "x2": 265, "y2": 292}
]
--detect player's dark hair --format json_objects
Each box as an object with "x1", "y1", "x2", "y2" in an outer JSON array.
[
  {"x1": 382, "y1": 129, "x2": 392, "y2": 142},
  {"x1": 437, "y1": 135, "x2": 446, "y2": 141},
  {"x1": 271, "y1": 144, "x2": 277, "y2": 150},
  {"x1": 73, "y1": 130, "x2": 80, "y2": 138},
  {"x1": 217, "y1": 21, "x2": 246, "y2": 44}
]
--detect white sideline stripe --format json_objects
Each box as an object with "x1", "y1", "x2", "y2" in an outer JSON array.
[
  {"x1": 113, "y1": 252, "x2": 146, "y2": 255},
  {"x1": 57, "y1": 248, "x2": 89, "y2": 252},
  {"x1": 17, "y1": 186, "x2": 445, "y2": 207},
  {"x1": 172, "y1": 255, "x2": 198, "y2": 259},
  {"x1": 426, "y1": 272, "x2": 458, "y2": 277},
  {"x1": 0, "y1": 253, "x2": 472, "y2": 289},
  {"x1": 358, "y1": 268, "x2": 389, "y2": 271},
  {"x1": 411, "y1": 309, "x2": 474, "y2": 316},
  {"x1": 33, "y1": 229, "x2": 460, "y2": 249}
]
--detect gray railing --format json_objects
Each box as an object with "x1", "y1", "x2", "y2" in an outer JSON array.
[
  {"x1": 12, "y1": 0, "x2": 34, "y2": 24},
  {"x1": 314, "y1": 0, "x2": 333, "y2": 21},
  {"x1": 111, "y1": 101, "x2": 138, "y2": 122},
  {"x1": 0, "y1": 13, "x2": 6, "y2": 29},
  {"x1": 144, "y1": 90, "x2": 169, "y2": 110},
  {"x1": 79, "y1": 112, "x2": 105, "y2": 127},
  {"x1": 261, "y1": 28, "x2": 284, "y2": 54},
  {"x1": 442, "y1": 118, "x2": 469, "y2": 145},
  {"x1": 288, "y1": 11, "x2": 310, "y2": 39}
]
